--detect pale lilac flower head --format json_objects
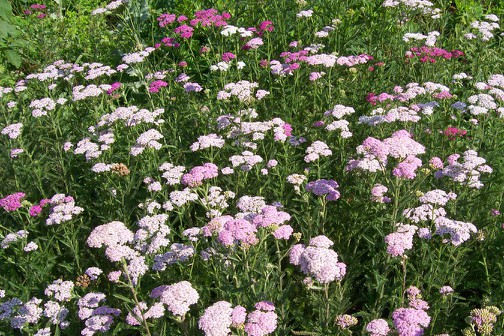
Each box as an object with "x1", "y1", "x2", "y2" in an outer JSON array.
[
  {"x1": 244, "y1": 308, "x2": 278, "y2": 336},
  {"x1": 199, "y1": 301, "x2": 233, "y2": 336},
  {"x1": 272, "y1": 225, "x2": 293, "y2": 240},
  {"x1": 87, "y1": 221, "x2": 134, "y2": 248},
  {"x1": 366, "y1": 318, "x2": 390, "y2": 336},
  {"x1": 392, "y1": 307, "x2": 430, "y2": 336},
  {"x1": 232, "y1": 305, "x2": 247, "y2": 326},
  {"x1": 429, "y1": 157, "x2": 444, "y2": 169},
  {"x1": 385, "y1": 224, "x2": 418, "y2": 257},
  {"x1": 45, "y1": 280, "x2": 74, "y2": 302},
  {"x1": 85, "y1": 267, "x2": 103, "y2": 281},
  {"x1": 296, "y1": 246, "x2": 346, "y2": 283},
  {"x1": 151, "y1": 281, "x2": 199, "y2": 316},
  {"x1": 309, "y1": 235, "x2": 334, "y2": 248},
  {"x1": 305, "y1": 179, "x2": 340, "y2": 201},
  {"x1": 1, "y1": 123, "x2": 23, "y2": 139}
]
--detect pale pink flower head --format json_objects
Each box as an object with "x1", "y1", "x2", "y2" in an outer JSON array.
[{"x1": 366, "y1": 318, "x2": 390, "y2": 336}]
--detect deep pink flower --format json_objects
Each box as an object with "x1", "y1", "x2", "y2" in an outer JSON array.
[
  {"x1": 444, "y1": 127, "x2": 466, "y2": 140},
  {"x1": 0, "y1": 192, "x2": 25, "y2": 212},
  {"x1": 222, "y1": 52, "x2": 236, "y2": 62}
]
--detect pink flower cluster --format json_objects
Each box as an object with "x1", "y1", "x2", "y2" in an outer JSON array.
[
  {"x1": 384, "y1": 224, "x2": 418, "y2": 257},
  {"x1": 24, "y1": 4, "x2": 47, "y2": 18},
  {"x1": 290, "y1": 236, "x2": 346, "y2": 283},
  {"x1": 181, "y1": 163, "x2": 219, "y2": 187},
  {"x1": 203, "y1": 205, "x2": 292, "y2": 246},
  {"x1": 371, "y1": 184, "x2": 391, "y2": 203},
  {"x1": 406, "y1": 46, "x2": 464, "y2": 63},
  {"x1": 304, "y1": 140, "x2": 332, "y2": 162},
  {"x1": 347, "y1": 130, "x2": 425, "y2": 178},
  {"x1": 435, "y1": 150, "x2": 492, "y2": 189},
  {"x1": 443, "y1": 127, "x2": 467, "y2": 140},
  {"x1": 366, "y1": 82, "x2": 450, "y2": 105},
  {"x1": 150, "y1": 281, "x2": 199, "y2": 316},
  {"x1": 366, "y1": 318, "x2": 391, "y2": 336},
  {"x1": 78, "y1": 292, "x2": 121, "y2": 336},
  {"x1": 149, "y1": 80, "x2": 168, "y2": 93},
  {"x1": 392, "y1": 287, "x2": 430, "y2": 336},
  {"x1": 106, "y1": 82, "x2": 121, "y2": 95},
  {"x1": 131, "y1": 129, "x2": 164, "y2": 156},
  {"x1": 44, "y1": 194, "x2": 84, "y2": 226},
  {"x1": 0, "y1": 192, "x2": 25, "y2": 212},
  {"x1": 1, "y1": 123, "x2": 23, "y2": 139},
  {"x1": 199, "y1": 300, "x2": 277, "y2": 336}
]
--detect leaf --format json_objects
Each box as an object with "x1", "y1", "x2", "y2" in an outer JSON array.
[
  {"x1": 0, "y1": 0, "x2": 13, "y2": 21},
  {"x1": 4, "y1": 49, "x2": 21, "y2": 68},
  {"x1": 0, "y1": 20, "x2": 16, "y2": 38}
]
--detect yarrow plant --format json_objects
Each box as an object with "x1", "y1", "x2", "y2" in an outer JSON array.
[{"x1": 1, "y1": 2, "x2": 504, "y2": 336}]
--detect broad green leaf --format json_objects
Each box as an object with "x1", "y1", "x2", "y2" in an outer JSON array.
[
  {"x1": 0, "y1": 0, "x2": 13, "y2": 21},
  {"x1": 4, "y1": 49, "x2": 21, "y2": 68}
]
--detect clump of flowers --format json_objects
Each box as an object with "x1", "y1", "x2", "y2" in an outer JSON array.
[
  {"x1": 77, "y1": 292, "x2": 121, "y2": 336},
  {"x1": 1, "y1": 123, "x2": 23, "y2": 139},
  {"x1": 392, "y1": 307, "x2": 430, "y2": 336},
  {"x1": 150, "y1": 281, "x2": 199, "y2": 317},
  {"x1": 0, "y1": 192, "x2": 26, "y2": 212},
  {"x1": 130, "y1": 129, "x2": 164, "y2": 156},
  {"x1": 217, "y1": 81, "x2": 269, "y2": 102},
  {"x1": 444, "y1": 127, "x2": 467, "y2": 140},
  {"x1": 435, "y1": 150, "x2": 492, "y2": 189},
  {"x1": 463, "y1": 306, "x2": 501, "y2": 336},
  {"x1": 366, "y1": 318, "x2": 391, "y2": 336},
  {"x1": 335, "y1": 314, "x2": 358, "y2": 329},
  {"x1": 244, "y1": 301, "x2": 278, "y2": 336},
  {"x1": 384, "y1": 224, "x2": 418, "y2": 257},
  {"x1": 199, "y1": 300, "x2": 277, "y2": 336},
  {"x1": 181, "y1": 163, "x2": 219, "y2": 187},
  {"x1": 305, "y1": 179, "x2": 340, "y2": 201},
  {"x1": 347, "y1": 130, "x2": 425, "y2": 178},
  {"x1": 406, "y1": 46, "x2": 464, "y2": 63},
  {"x1": 304, "y1": 141, "x2": 332, "y2": 162},
  {"x1": 289, "y1": 235, "x2": 346, "y2": 283},
  {"x1": 371, "y1": 184, "x2": 391, "y2": 203}
]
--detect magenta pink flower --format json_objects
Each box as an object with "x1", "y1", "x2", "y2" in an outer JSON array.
[
  {"x1": 149, "y1": 80, "x2": 168, "y2": 93},
  {"x1": 222, "y1": 52, "x2": 236, "y2": 62},
  {"x1": 443, "y1": 127, "x2": 467, "y2": 140},
  {"x1": 0, "y1": 192, "x2": 25, "y2": 212}
]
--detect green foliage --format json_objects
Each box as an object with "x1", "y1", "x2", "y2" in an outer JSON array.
[{"x1": 0, "y1": 0, "x2": 27, "y2": 68}]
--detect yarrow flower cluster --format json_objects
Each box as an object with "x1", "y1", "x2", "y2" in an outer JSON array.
[
  {"x1": 304, "y1": 141, "x2": 332, "y2": 162},
  {"x1": 289, "y1": 235, "x2": 346, "y2": 283},
  {"x1": 150, "y1": 281, "x2": 199, "y2": 317},
  {"x1": 190, "y1": 134, "x2": 225, "y2": 151},
  {"x1": 405, "y1": 46, "x2": 464, "y2": 63},
  {"x1": 131, "y1": 129, "x2": 164, "y2": 156},
  {"x1": 1, "y1": 123, "x2": 23, "y2": 139},
  {"x1": 382, "y1": 0, "x2": 441, "y2": 19},
  {"x1": 371, "y1": 184, "x2": 391, "y2": 203},
  {"x1": 347, "y1": 130, "x2": 425, "y2": 176},
  {"x1": 0, "y1": 192, "x2": 26, "y2": 212},
  {"x1": 77, "y1": 292, "x2": 121, "y2": 336},
  {"x1": 199, "y1": 300, "x2": 277, "y2": 336},
  {"x1": 464, "y1": 306, "x2": 501, "y2": 335},
  {"x1": 366, "y1": 318, "x2": 391, "y2": 336},
  {"x1": 384, "y1": 223, "x2": 418, "y2": 257},
  {"x1": 466, "y1": 15, "x2": 501, "y2": 41},
  {"x1": 217, "y1": 81, "x2": 269, "y2": 102},
  {"x1": 305, "y1": 179, "x2": 340, "y2": 201},
  {"x1": 435, "y1": 150, "x2": 492, "y2": 189},
  {"x1": 181, "y1": 163, "x2": 219, "y2": 187}
]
